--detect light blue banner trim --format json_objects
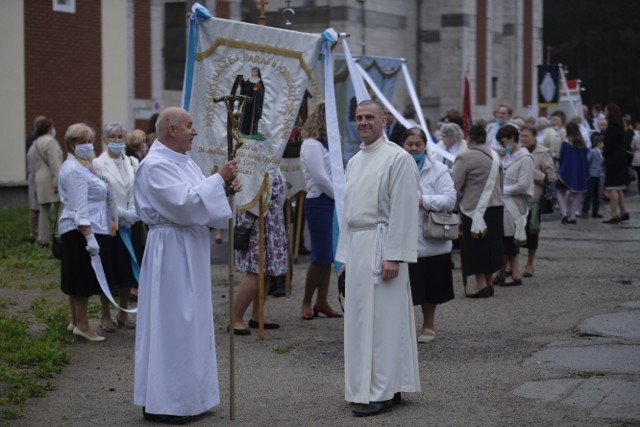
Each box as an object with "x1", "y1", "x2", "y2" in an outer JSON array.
[{"x1": 181, "y1": 3, "x2": 213, "y2": 111}]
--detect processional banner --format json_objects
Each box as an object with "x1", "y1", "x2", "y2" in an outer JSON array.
[
  {"x1": 334, "y1": 54, "x2": 403, "y2": 162},
  {"x1": 187, "y1": 16, "x2": 324, "y2": 213}
]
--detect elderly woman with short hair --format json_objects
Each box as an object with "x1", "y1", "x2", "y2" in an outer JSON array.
[
  {"x1": 436, "y1": 122, "x2": 467, "y2": 169},
  {"x1": 92, "y1": 122, "x2": 140, "y2": 332},
  {"x1": 58, "y1": 123, "x2": 118, "y2": 342}
]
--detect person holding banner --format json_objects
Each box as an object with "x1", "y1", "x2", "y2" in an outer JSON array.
[
  {"x1": 299, "y1": 101, "x2": 341, "y2": 320},
  {"x1": 58, "y1": 123, "x2": 118, "y2": 342},
  {"x1": 232, "y1": 169, "x2": 288, "y2": 335},
  {"x1": 337, "y1": 100, "x2": 421, "y2": 417},
  {"x1": 133, "y1": 107, "x2": 240, "y2": 424},
  {"x1": 92, "y1": 122, "x2": 140, "y2": 331}
]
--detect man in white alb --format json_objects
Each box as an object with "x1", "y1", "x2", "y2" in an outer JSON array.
[
  {"x1": 336, "y1": 100, "x2": 421, "y2": 417},
  {"x1": 133, "y1": 107, "x2": 241, "y2": 424}
]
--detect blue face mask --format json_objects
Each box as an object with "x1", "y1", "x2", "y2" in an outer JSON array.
[
  {"x1": 107, "y1": 141, "x2": 126, "y2": 154},
  {"x1": 411, "y1": 152, "x2": 426, "y2": 169},
  {"x1": 74, "y1": 143, "x2": 94, "y2": 160},
  {"x1": 504, "y1": 143, "x2": 513, "y2": 155}
]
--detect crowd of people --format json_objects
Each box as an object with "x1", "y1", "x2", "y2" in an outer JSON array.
[{"x1": 26, "y1": 97, "x2": 639, "y2": 423}]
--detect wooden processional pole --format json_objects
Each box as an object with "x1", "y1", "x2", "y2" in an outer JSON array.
[{"x1": 213, "y1": 75, "x2": 248, "y2": 421}]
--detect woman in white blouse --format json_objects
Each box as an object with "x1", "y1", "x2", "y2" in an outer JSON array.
[
  {"x1": 58, "y1": 124, "x2": 118, "y2": 342},
  {"x1": 299, "y1": 102, "x2": 341, "y2": 320}
]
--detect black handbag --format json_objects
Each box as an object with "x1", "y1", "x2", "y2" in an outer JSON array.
[
  {"x1": 51, "y1": 204, "x2": 62, "y2": 260},
  {"x1": 233, "y1": 215, "x2": 257, "y2": 251},
  {"x1": 540, "y1": 174, "x2": 555, "y2": 214}
]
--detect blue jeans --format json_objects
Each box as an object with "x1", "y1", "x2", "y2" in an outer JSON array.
[{"x1": 582, "y1": 176, "x2": 600, "y2": 215}]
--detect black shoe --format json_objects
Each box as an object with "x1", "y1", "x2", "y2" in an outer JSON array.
[
  {"x1": 268, "y1": 276, "x2": 286, "y2": 297},
  {"x1": 561, "y1": 216, "x2": 568, "y2": 224},
  {"x1": 248, "y1": 319, "x2": 280, "y2": 329},
  {"x1": 227, "y1": 325, "x2": 250, "y2": 336},
  {"x1": 271, "y1": 288, "x2": 286, "y2": 298},
  {"x1": 352, "y1": 401, "x2": 392, "y2": 417},
  {"x1": 298, "y1": 246, "x2": 311, "y2": 255},
  {"x1": 142, "y1": 407, "x2": 197, "y2": 424},
  {"x1": 466, "y1": 287, "x2": 491, "y2": 298},
  {"x1": 392, "y1": 392, "x2": 402, "y2": 404},
  {"x1": 500, "y1": 278, "x2": 522, "y2": 287},
  {"x1": 488, "y1": 285, "x2": 495, "y2": 296},
  {"x1": 566, "y1": 219, "x2": 577, "y2": 224}
]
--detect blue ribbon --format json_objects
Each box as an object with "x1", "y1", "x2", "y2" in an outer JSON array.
[
  {"x1": 182, "y1": 3, "x2": 213, "y2": 111},
  {"x1": 118, "y1": 227, "x2": 140, "y2": 283}
]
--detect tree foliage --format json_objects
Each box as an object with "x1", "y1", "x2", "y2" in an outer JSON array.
[{"x1": 544, "y1": 0, "x2": 640, "y2": 119}]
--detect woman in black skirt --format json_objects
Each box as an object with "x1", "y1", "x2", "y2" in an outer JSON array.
[
  {"x1": 57, "y1": 123, "x2": 118, "y2": 342},
  {"x1": 402, "y1": 128, "x2": 457, "y2": 343},
  {"x1": 451, "y1": 125, "x2": 504, "y2": 298}
]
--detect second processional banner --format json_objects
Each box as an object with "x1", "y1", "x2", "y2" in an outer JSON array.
[{"x1": 187, "y1": 16, "x2": 324, "y2": 212}]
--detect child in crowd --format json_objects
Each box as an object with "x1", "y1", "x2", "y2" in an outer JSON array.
[{"x1": 582, "y1": 134, "x2": 605, "y2": 218}]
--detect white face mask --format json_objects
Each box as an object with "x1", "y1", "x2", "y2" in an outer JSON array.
[
  {"x1": 107, "y1": 141, "x2": 126, "y2": 154},
  {"x1": 74, "y1": 143, "x2": 95, "y2": 160}
]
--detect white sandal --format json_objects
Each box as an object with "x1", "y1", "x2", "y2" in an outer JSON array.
[{"x1": 418, "y1": 328, "x2": 436, "y2": 343}]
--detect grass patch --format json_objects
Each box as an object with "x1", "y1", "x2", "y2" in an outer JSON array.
[
  {"x1": 0, "y1": 207, "x2": 70, "y2": 419},
  {"x1": 273, "y1": 344, "x2": 292, "y2": 354},
  {"x1": 0, "y1": 207, "x2": 59, "y2": 289}
]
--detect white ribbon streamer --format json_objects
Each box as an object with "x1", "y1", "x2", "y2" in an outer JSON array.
[
  {"x1": 340, "y1": 35, "x2": 369, "y2": 103},
  {"x1": 323, "y1": 39, "x2": 346, "y2": 228},
  {"x1": 355, "y1": 62, "x2": 456, "y2": 164},
  {"x1": 91, "y1": 255, "x2": 137, "y2": 313},
  {"x1": 401, "y1": 62, "x2": 430, "y2": 142}
]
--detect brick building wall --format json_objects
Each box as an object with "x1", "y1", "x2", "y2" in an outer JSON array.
[
  {"x1": 134, "y1": 0, "x2": 152, "y2": 131},
  {"x1": 24, "y1": 0, "x2": 102, "y2": 154}
]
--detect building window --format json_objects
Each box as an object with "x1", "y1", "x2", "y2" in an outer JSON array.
[
  {"x1": 164, "y1": 2, "x2": 187, "y2": 91},
  {"x1": 52, "y1": 0, "x2": 76, "y2": 14},
  {"x1": 492, "y1": 77, "x2": 498, "y2": 99}
]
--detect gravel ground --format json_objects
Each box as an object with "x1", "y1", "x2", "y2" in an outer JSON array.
[{"x1": 5, "y1": 194, "x2": 640, "y2": 427}]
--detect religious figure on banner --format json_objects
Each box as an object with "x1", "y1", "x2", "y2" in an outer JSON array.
[{"x1": 240, "y1": 67, "x2": 266, "y2": 137}]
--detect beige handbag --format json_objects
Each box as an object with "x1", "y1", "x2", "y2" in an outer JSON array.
[{"x1": 423, "y1": 211, "x2": 460, "y2": 240}]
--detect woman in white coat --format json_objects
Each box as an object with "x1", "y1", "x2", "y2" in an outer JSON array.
[
  {"x1": 92, "y1": 122, "x2": 140, "y2": 331},
  {"x1": 402, "y1": 128, "x2": 456, "y2": 343}
]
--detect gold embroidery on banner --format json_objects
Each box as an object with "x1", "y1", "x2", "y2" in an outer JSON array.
[
  {"x1": 237, "y1": 173, "x2": 271, "y2": 214},
  {"x1": 195, "y1": 38, "x2": 314, "y2": 78}
]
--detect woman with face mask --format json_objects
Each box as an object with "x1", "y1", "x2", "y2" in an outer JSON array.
[
  {"x1": 58, "y1": 123, "x2": 119, "y2": 342},
  {"x1": 493, "y1": 124, "x2": 534, "y2": 287},
  {"x1": 92, "y1": 122, "x2": 141, "y2": 332},
  {"x1": 401, "y1": 128, "x2": 456, "y2": 342}
]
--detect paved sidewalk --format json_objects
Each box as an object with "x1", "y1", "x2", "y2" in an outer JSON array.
[{"x1": 9, "y1": 192, "x2": 640, "y2": 426}]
